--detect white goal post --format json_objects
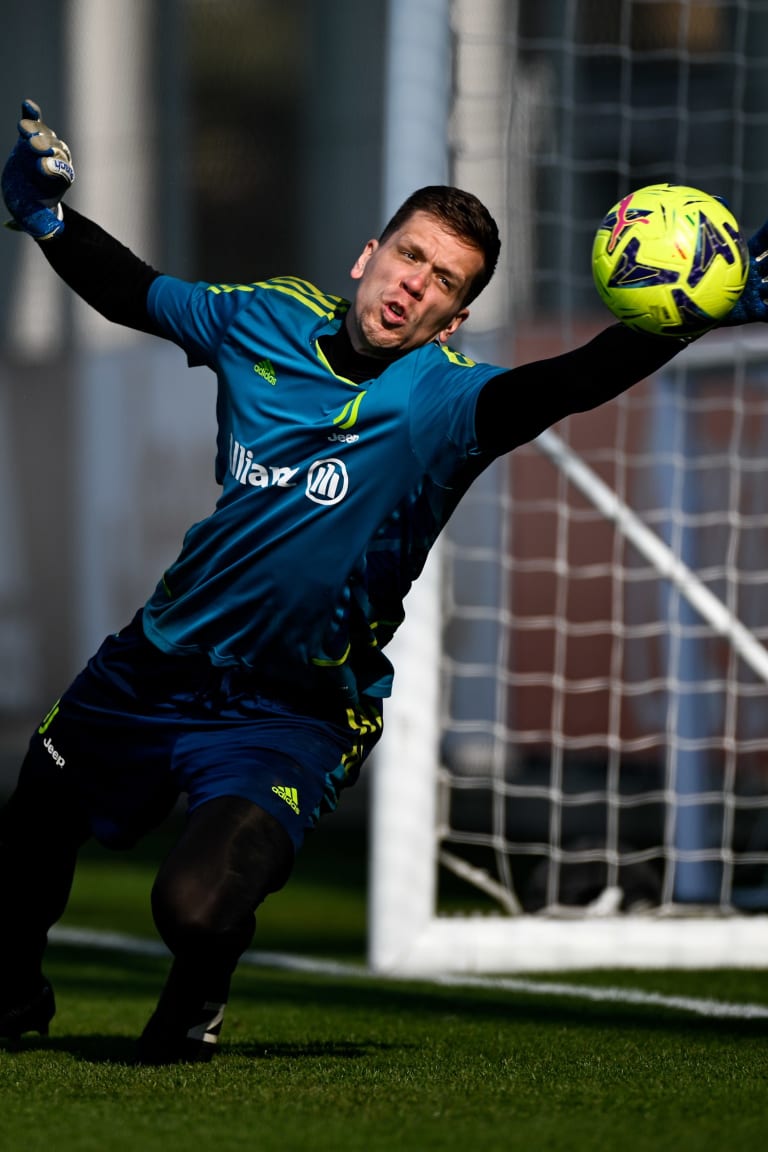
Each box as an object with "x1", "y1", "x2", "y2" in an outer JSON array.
[{"x1": 368, "y1": 0, "x2": 768, "y2": 974}]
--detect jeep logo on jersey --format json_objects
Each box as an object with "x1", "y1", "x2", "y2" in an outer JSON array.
[{"x1": 306, "y1": 458, "x2": 349, "y2": 505}]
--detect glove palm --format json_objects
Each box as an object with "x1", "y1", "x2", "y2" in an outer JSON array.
[{"x1": 722, "y1": 220, "x2": 768, "y2": 325}]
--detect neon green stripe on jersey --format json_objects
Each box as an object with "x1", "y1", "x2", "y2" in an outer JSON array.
[
  {"x1": 333, "y1": 391, "x2": 368, "y2": 429},
  {"x1": 311, "y1": 643, "x2": 352, "y2": 668},
  {"x1": 439, "y1": 344, "x2": 477, "y2": 368},
  {"x1": 260, "y1": 277, "x2": 348, "y2": 320},
  {"x1": 206, "y1": 277, "x2": 347, "y2": 322},
  {"x1": 206, "y1": 283, "x2": 257, "y2": 295}
]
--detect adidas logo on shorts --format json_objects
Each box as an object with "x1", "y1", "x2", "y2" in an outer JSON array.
[{"x1": 271, "y1": 784, "x2": 300, "y2": 814}]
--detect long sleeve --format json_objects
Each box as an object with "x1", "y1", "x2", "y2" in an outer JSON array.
[
  {"x1": 474, "y1": 324, "x2": 693, "y2": 453},
  {"x1": 37, "y1": 205, "x2": 163, "y2": 335}
]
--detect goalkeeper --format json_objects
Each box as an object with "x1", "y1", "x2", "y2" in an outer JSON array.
[{"x1": 1, "y1": 100, "x2": 766, "y2": 1064}]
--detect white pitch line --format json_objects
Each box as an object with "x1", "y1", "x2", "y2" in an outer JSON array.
[
  {"x1": 432, "y1": 974, "x2": 768, "y2": 1020},
  {"x1": 50, "y1": 926, "x2": 768, "y2": 1021}
]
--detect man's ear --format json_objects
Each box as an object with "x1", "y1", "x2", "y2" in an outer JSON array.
[
  {"x1": 437, "y1": 308, "x2": 470, "y2": 343},
  {"x1": 350, "y1": 239, "x2": 378, "y2": 281}
]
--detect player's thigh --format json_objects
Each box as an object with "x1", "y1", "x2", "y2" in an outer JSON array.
[
  {"x1": 0, "y1": 744, "x2": 91, "y2": 851},
  {"x1": 25, "y1": 685, "x2": 180, "y2": 850}
]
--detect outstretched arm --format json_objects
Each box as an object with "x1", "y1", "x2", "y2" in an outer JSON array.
[
  {"x1": 39, "y1": 205, "x2": 162, "y2": 334},
  {"x1": 476, "y1": 216, "x2": 768, "y2": 454},
  {"x1": 2, "y1": 100, "x2": 162, "y2": 335},
  {"x1": 474, "y1": 325, "x2": 690, "y2": 452}
]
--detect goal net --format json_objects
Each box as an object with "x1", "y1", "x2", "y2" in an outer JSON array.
[{"x1": 369, "y1": 0, "x2": 768, "y2": 973}]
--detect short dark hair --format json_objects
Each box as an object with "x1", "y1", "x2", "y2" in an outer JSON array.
[{"x1": 379, "y1": 185, "x2": 501, "y2": 305}]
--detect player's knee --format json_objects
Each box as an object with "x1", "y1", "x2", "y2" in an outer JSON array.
[
  {"x1": 149, "y1": 798, "x2": 296, "y2": 955},
  {"x1": 150, "y1": 868, "x2": 244, "y2": 944}
]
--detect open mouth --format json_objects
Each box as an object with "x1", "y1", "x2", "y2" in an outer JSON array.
[{"x1": 384, "y1": 300, "x2": 406, "y2": 324}]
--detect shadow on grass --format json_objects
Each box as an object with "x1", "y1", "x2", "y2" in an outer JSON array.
[
  {"x1": 223, "y1": 1038, "x2": 406, "y2": 1060},
  {"x1": 5, "y1": 1033, "x2": 140, "y2": 1064},
  {"x1": 3, "y1": 1031, "x2": 405, "y2": 1065},
  {"x1": 18, "y1": 941, "x2": 766, "y2": 1069}
]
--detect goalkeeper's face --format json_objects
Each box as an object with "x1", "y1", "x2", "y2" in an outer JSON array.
[{"x1": 347, "y1": 210, "x2": 485, "y2": 357}]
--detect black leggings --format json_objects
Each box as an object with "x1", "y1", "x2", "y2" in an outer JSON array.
[
  {"x1": 0, "y1": 760, "x2": 294, "y2": 1003},
  {"x1": 150, "y1": 795, "x2": 295, "y2": 1002}
]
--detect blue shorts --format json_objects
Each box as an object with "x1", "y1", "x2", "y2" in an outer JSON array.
[{"x1": 25, "y1": 613, "x2": 383, "y2": 852}]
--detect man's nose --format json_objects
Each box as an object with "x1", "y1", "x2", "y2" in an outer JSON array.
[{"x1": 402, "y1": 269, "x2": 426, "y2": 298}]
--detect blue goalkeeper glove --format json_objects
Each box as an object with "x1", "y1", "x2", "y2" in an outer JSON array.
[
  {"x1": 1, "y1": 99, "x2": 74, "y2": 241},
  {"x1": 721, "y1": 219, "x2": 768, "y2": 325}
]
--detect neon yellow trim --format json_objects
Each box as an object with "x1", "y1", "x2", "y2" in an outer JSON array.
[
  {"x1": 310, "y1": 643, "x2": 352, "y2": 668},
  {"x1": 332, "y1": 391, "x2": 368, "y2": 428},
  {"x1": 206, "y1": 277, "x2": 348, "y2": 321},
  {"x1": 314, "y1": 341, "x2": 369, "y2": 391},
  {"x1": 267, "y1": 276, "x2": 348, "y2": 315},
  {"x1": 316, "y1": 341, "x2": 346, "y2": 380},
  {"x1": 345, "y1": 704, "x2": 383, "y2": 737},
  {"x1": 206, "y1": 283, "x2": 256, "y2": 295},
  {"x1": 38, "y1": 700, "x2": 60, "y2": 735},
  {"x1": 260, "y1": 283, "x2": 334, "y2": 318},
  {"x1": 440, "y1": 344, "x2": 477, "y2": 367}
]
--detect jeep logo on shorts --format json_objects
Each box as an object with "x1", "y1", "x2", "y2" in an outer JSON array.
[
  {"x1": 43, "y1": 736, "x2": 66, "y2": 768},
  {"x1": 306, "y1": 458, "x2": 349, "y2": 505}
]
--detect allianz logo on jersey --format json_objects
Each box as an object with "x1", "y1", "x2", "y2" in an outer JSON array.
[
  {"x1": 307, "y1": 457, "x2": 349, "y2": 504},
  {"x1": 229, "y1": 436, "x2": 349, "y2": 505}
]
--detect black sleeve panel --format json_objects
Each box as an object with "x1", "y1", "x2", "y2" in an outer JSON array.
[
  {"x1": 37, "y1": 205, "x2": 164, "y2": 336},
  {"x1": 474, "y1": 324, "x2": 693, "y2": 453}
]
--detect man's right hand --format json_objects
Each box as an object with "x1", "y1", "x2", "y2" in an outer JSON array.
[{"x1": 1, "y1": 99, "x2": 75, "y2": 240}]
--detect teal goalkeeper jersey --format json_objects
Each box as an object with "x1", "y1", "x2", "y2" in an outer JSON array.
[{"x1": 142, "y1": 273, "x2": 505, "y2": 703}]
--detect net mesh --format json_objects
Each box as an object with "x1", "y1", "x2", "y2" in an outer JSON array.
[{"x1": 439, "y1": 0, "x2": 768, "y2": 917}]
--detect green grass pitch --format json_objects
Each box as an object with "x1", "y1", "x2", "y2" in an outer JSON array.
[{"x1": 2, "y1": 815, "x2": 768, "y2": 1152}]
